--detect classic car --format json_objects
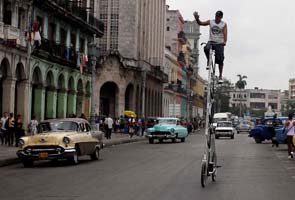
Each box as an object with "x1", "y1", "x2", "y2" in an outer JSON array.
[
  {"x1": 146, "y1": 117, "x2": 188, "y2": 143},
  {"x1": 17, "y1": 118, "x2": 103, "y2": 167},
  {"x1": 249, "y1": 117, "x2": 287, "y2": 144},
  {"x1": 236, "y1": 120, "x2": 251, "y2": 134},
  {"x1": 215, "y1": 121, "x2": 234, "y2": 139}
]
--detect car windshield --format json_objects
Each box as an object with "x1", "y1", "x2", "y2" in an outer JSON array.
[
  {"x1": 158, "y1": 119, "x2": 177, "y2": 125},
  {"x1": 264, "y1": 119, "x2": 282, "y2": 126},
  {"x1": 241, "y1": 121, "x2": 250, "y2": 125},
  {"x1": 38, "y1": 121, "x2": 79, "y2": 133},
  {"x1": 217, "y1": 122, "x2": 232, "y2": 127}
]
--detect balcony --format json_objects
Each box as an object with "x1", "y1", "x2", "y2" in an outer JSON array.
[
  {"x1": 0, "y1": 22, "x2": 27, "y2": 49},
  {"x1": 178, "y1": 31, "x2": 187, "y2": 44},
  {"x1": 35, "y1": 0, "x2": 104, "y2": 37},
  {"x1": 165, "y1": 83, "x2": 187, "y2": 95}
]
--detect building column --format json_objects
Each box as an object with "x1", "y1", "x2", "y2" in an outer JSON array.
[
  {"x1": 45, "y1": 89, "x2": 57, "y2": 119},
  {"x1": 0, "y1": 0, "x2": 3, "y2": 22},
  {"x1": 67, "y1": 92, "x2": 77, "y2": 117},
  {"x1": 75, "y1": 29, "x2": 80, "y2": 52},
  {"x1": 16, "y1": 80, "x2": 30, "y2": 126},
  {"x1": 55, "y1": 22, "x2": 60, "y2": 44},
  {"x1": 11, "y1": 3, "x2": 18, "y2": 27},
  {"x1": 2, "y1": 78, "x2": 15, "y2": 113},
  {"x1": 43, "y1": 13, "x2": 48, "y2": 39},
  {"x1": 66, "y1": 27, "x2": 71, "y2": 59},
  {"x1": 118, "y1": 85, "x2": 125, "y2": 118},
  {"x1": 57, "y1": 91, "x2": 67, "y2": 118},
  {"x1": 32, "y1": 86, "x2": 46, "y2": 121}
]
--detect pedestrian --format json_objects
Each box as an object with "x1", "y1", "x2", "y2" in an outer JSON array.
[
  {"x1": 7, "y1": 113, "x2": 15, "y2": 146},
  {"x1": 80, "y1": 113, "x2": 87, "y2": 120},
  {"x1": 29, "y1": 116, "x2": 39, "y2": 135},
  {"x1": 104, "y1": 115, "x2": 113, "y2": 139},
  {"x1": 15, "y1": 115, "x2": 24, "y2": 147},
  {"x1": 128, "y1": 118, "x2": 135, "y2": 138},
  {"x1": 141, "y1": 118, "x2": 146, "y2": 137},
  {"x1": 0, "y1": 112, "x2": 8, "y2": 145},
  {"x1": 119, "y1": 115, "x2": 125, "y2": 132},
  {"x1": 194, "y1": 10, "x2": 227, "y2": 82},
  {"x1": 284, "y1": 113, "x2": 295, "y2": 159},
  {"x1": 0, "y1": 122, "x2": 3, "y2": 145}
]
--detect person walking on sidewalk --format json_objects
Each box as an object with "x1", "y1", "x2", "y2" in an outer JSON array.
[
  {"x1": 0, "y1": 112, "x2": 8, "y2": 145},
  {"x1": 285, "y1": 113, "x2": 295, "y2": 159},
  {"x1": 15, "y1": 115, "x2": 25, "y2": 147},
  {"x1": 28, "y1": 116, "x2": 39, "y2": 135},
  {"x1": 104, "y1": 115, "x2": 113, "y2": 139},
  {"x1": 7, "y1": 113, "x2": 15, "y2": 146}
]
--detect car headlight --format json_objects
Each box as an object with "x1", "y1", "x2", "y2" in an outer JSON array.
[
  {"x1": 170, "y1": 128, "x2": 175, "y2": 133},
  {"x1": 18, "y1": 139, "x2": 25, "y2": 148},
  {"x1": 63, "y1": 137, "x2": 70, "y2": 144}
]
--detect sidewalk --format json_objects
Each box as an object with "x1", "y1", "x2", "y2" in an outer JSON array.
[{"x1": 0, "y1": 133, "x2": 146, "y2": 167}]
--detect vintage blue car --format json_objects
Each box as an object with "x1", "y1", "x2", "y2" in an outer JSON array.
[
  {"x1": 249, "y1": 117, "x2": 288, "y2": 144},
  {"x1": 146, "y1": 117, "x2": 188, "y2": 144}
]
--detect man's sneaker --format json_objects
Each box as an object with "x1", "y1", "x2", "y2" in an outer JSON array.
[
  {"x1": 206, "y1": 60, "x2": 210, "y2": 70},
  {"x1": 288, "y1": 155, "x2": 292, "y2": 159},
  {"x1": 218, "y1": 77, "x2": 223, "y2": 84}
]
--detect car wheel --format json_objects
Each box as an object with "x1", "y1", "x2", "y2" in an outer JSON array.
[
  {"x1": 231, "y1": 135, "x2": 234, "y2": 139},
  {"x1": 254, "y1": 136, "x2": 262, "y2": 144},
  {"x1": 148, "y1": 138, "x2": 154, "y2": 144},
  {"x1": 215, "y1": 135, "x2": 219, "y2": 139},
  {"x1": 22, "y1": 160, "x2": 34, "y2": 168},
  {"x1": 237, "y1": 131, "x2": 240, "y2": 134},
  {"x1": 172, "y1": 138, "x2": 176, "y2": 143},
  {"x1": 180, "y1": 138, "x2": 185, "y2": 142},
  {"x1": 159, "y1": 139, "x2": 164, "y2": 143},
  {"x1": 90, "y1": 148, "x2": 100, "y2": 161}
]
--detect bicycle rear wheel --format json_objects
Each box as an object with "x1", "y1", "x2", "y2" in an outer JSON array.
[{"x1": 201, "y1": 162, "x2": 207, "y2": 187}]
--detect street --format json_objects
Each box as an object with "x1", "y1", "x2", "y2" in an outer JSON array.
[{"x1": 0, "y1": 132, "x2": 295, "y2": 200}]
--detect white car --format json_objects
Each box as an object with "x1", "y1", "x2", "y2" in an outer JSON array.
[{"x1": 215, "y1": 121, "x2": 234, "y2": 139}]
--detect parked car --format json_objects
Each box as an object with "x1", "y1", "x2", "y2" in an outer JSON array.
[
  {"x1": 146, "y1": 117, "x2": 158, "y2": 129},
  {"x1": 215, "y1": 121, "x2": 235, "y2": 139},
  {"x1": 249, "y1": 117, "x2": 287, "y2": 144},
  {"x1": 17, "y1": 118, "x2": 103, "y2": 167},
  {"x1": 236, "y1": 121, "x2": 251, "y2": 134},
  {"x1": 146, "y1": 117, "x2": 188, "y2": 143}
]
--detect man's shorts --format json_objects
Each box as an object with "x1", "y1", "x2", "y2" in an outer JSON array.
[{"x1": 204, "y1": 42, "x2": 225, "y2": 65}]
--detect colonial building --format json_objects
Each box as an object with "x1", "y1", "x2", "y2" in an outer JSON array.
[
  {"x1": 289, "y1": 78, "x2": 295, "y2": 100},
  {"x1": 0, "y1": 0, "x2": 104, "y2": 126},
  {"x1": 95, "y1": 0, "x2": 167, "y2": 118},
  {"x1": 164, "y1": 6, "x2": 188, "y2": 118},
  {"x1": 229, "y1": 88, "x2": 281, "y2": 113}
]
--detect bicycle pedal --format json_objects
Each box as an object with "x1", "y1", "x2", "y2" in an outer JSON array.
[{"x1": 216, "y1": 165, "x2": 222, "y2": 168}]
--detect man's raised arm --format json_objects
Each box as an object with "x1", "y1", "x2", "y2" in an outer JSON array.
[{"x1": 193, "y1": 12, "x2": 210, "y2": 26}]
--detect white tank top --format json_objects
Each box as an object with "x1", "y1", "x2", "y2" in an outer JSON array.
[
  {"x1": 209, "y1": 20, "x2": 226, "y2": 44},
  {"x1": 287, "y1": 120, "x2": 295, "y2": 136}
]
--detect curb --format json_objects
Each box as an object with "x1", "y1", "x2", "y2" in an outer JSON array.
[{"x1": 0, "y1": 137, "x2": 147, "y2": 167}]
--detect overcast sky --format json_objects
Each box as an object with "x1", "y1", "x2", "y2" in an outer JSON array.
[{"x1": 166, "y1": 0, "x2": 295, "y2": 91}]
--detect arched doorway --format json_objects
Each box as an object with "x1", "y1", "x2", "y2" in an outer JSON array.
[
  {"x1": 125, "y1": 83, "x2": 134, "y2": 111},
  {"x1": 45, "y1": 71, "x2": 55, "y2": 119},
  {"x1": 76, "y1": 79, "x2": 84, "y2": 118},
  {"x1": 31, "y1": 67, "x2": 43, "y2": 120},
  {"x1": 56, "y1": 74, "x2": 66, "y2": 118},
  {"x1": 84, "y1": 81, "x2": 91, "y2": 119},
  {"x1": 100, "y1": 82, "x2": 119, "y2": 118},
  {"x1": 15, "y1": 63, "x2": 26, "y2": 116},
  {"x1": 0, "y1": 58, "x2": 11, "y2": 114},
  {"x1": 67, "y1": 77, "x2": 76, "y2": 117}
]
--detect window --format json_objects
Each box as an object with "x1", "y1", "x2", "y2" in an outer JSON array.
[
  {"x1": 167, "y1": 18, "x2": 170, "y2": 21},
  {"x1": 48, "y1": 23, "x2": 56, "y2": 41},
  {"x1": 167, "y1": 26, "x2": 170, "y2": 31},
  {"x1": 250, "y1": 102, "x2": 265, "y2": 109},
  {"x1": 233, "y1": 94, "x2": 236, "y2": 98},
  {"x1": 250, "y1": 93, "x2": 266, "y2": 99},
  {"x1": 80, "y1": 38, "x2": 85, "y2": 53}
]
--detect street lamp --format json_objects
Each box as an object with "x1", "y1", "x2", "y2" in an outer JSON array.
[{"x1": 88, "y1": 38, "x2": 100, "y2": 130}]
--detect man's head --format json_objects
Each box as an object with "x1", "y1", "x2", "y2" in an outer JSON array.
[
  {"x1": 215, "y1": 10, "x2": 223, "y2": 22},
  {"x1": 3, "y1": 112, "x2": 8, "y2": 117}
]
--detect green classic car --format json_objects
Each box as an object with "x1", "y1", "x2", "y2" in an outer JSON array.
[{"x1": 146, "y1": 117, "x2": 188, "y2": 143}]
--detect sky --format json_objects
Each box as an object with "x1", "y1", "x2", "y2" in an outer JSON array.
[{"x1": 166, "y1": 0, "x2": 295, "y2": 91}]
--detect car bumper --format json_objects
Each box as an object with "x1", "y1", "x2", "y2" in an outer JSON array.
[
  {"x1": 237, "y1": 128, "x2": 250, "y2": 132},
  {"x1": 146, "y1": 134, "x2": 177, "y2": 139},
  {"x1": 215, "y1": 132, "x2": 234, "y2": 137},
  {"x1": 17, "y1": 148, "x2": 77, "y2": 161}
]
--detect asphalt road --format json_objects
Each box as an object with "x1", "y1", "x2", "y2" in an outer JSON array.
[{"x1": 1, "y1": 132, "x2": 295, "y2": 200}]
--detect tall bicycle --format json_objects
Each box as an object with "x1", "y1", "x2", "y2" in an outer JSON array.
[{"x1": 200, "y1": 42, "x2": 219, "y2": 188}]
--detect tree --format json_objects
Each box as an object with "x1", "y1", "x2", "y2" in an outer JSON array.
[
  {"x1": 235, "y1": 74, "x2": 247, "y2": 89},
  {"x1": 214, "y1": 78, "x2": 234, "y2": 113}
]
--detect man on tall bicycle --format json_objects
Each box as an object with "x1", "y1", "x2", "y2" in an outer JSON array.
[{"x1": 194, "y1": 10, "x2": 228, "y2": 82}]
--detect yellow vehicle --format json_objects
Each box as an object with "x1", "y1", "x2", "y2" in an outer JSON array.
[
  {"x1": 17, "y1": 118, "x2": 103, "y2": 167},
  {"x1": 123, "y1": 110, "x2": 136, "y2": 118}
]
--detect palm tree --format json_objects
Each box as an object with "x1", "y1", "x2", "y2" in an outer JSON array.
[
  {"x1": 235, "y1": 74, "x2": 247, "y2": 89},
  {"x1": 235, "y1": 74, "x2": 247, "y2": 117}
]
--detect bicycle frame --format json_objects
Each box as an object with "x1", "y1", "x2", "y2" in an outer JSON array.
[{"x1": 201, "y1": 44, "x2": 218, "y2": 187}]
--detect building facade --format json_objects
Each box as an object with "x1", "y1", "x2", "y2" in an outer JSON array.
[
  {"x1": 289, "y1": 78, "x2": 295, "y2": 100},
  {"x1": 229, "y1": 88, "x2": 281, "y2": 114},
  {"x1": 95, "y1": 0, "x2": 167, "y2": 118},
  {"x1": 0, "y1": 0, "x2": 104, "y2": 127}
]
